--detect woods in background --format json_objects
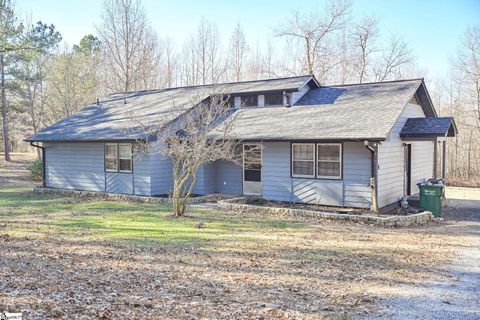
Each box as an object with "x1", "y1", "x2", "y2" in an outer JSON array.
[{"x1": 1, "y1": 0, "x2": 479, "y2": 185}]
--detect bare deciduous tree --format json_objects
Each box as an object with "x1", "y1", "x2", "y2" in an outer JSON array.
[
  {"x1": 135, "y1": 93, "x2": 240, "y2": 216},
  {"x1": 373, "y1": 36, "x2": 412, "y2": 82},
  {"x1": 97, "y1": 0, "x2": 161, "y2": 92},
  {"x1": 229, "y1": 23, "x2": 248, "y2": 82},
  {"x1": 457, "y1": 26, "x2": 480, "y2": 127},
  {"x1": 276, "y1": 0, "x2": 351, "y2": 80},
  {"x1": 353, "y1": 16, "x2": 378, "y2": 83}
]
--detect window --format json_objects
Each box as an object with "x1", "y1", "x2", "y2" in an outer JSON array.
[
  {"x1": 264, "y1": 93, "x2": 284, "y2": 106},
  {"x1": 317, "y1": 143, "x2": 342, "y2": 179},
  {"x1": 243, "y1": 144, "x2": 262, "y2": 182},
  {"x1": 105, "y1": 143, "x2": 118, "y2": 172},
  {"x1": 292, "y1": 143, "x2": 315, "y2": 178},
  {"x1": 118, "y1": 144, "x2": 132, "y2": 172},
  {"x1": 105, "y1": 143, "x2": 132, "y2": 173},
  {"x1": 291, "y1": 143, "x2": 343, "y2": 179},
  {"x1": 241, "y1": 95, "x2": 258, "y2": 107}
]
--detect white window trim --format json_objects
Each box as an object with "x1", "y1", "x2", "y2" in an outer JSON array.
[
  {"x1": 316, "y1": 143, "x2": 342, "y2": 179},
  {"x1": 105, "y1": 143, "x2": 118, "y2": 172},
  {"x1": 291, "y1": 143, "x2": 315, "y2": 178},
  {"x1": 118, "y1": 143, "x2": 133, "y2": 173}
]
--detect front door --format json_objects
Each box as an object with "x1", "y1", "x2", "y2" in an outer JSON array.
[{"x1": 243, "y1": 144, "x2": 262, "y2": 195}]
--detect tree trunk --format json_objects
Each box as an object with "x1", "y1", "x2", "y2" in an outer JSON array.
[{"x1": 1, "y1": 53, "x2": 10, "y2": 162}]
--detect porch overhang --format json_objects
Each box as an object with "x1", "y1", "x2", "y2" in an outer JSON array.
[
  {"x1": 400, "y1": 117, "x2": 457, "y2": 140},
  {"x1": 400, "y1": 117, "x2": 457, "y2": 181}
]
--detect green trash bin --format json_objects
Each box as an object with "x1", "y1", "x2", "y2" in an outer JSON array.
[{"x1": 417, "y1": 183, "x2": 444, "y2": 217}]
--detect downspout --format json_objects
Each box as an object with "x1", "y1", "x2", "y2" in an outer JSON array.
[
  {"x1": 364, "y1": 141, "x2": 379, "y2": 213},
  {"x1": 30, "y1": 142, "x2": 46, "y2": 187}
]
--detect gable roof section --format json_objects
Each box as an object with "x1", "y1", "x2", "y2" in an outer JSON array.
[
  {"x1": 400, "y1": 117, "x2": 457, "y2": 139},
  {"x1": 25, "y1": 75, "x2": 317, "y2": 142},
  {"x1": 210, "y1": 79, "x2": 425, "y2": 141}
]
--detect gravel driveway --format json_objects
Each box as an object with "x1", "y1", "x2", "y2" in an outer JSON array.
[{"x1": 358, "y1": 191, "x2": 480, "y2": 320}]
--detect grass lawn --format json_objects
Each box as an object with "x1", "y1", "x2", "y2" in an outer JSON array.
[{"x1": 0, "y1": 182, "x2": 473, "y2": 319}]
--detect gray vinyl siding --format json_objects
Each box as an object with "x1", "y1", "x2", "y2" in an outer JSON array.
[
  {"x1": 215, "y1": 160, "x2": 243, "y2": 195},
  {"x1": 193, "y1": 163, "x2": 216, "y2": 195},
  {"x1": 150, "y1": 153, "x2": 172, "y2": 196},
  {"x1": 261, "y1": 142, "x2": 370, "y2": 208},
  {"x1": 106, "y1": 172, "x2": 133, "y2": 194},
  {"x1": 377, "y1": 103, "x2": 433, "y2": 208},
  {"x1": 343, "y1": 142, "x2": 372, "y2": 208},
  {"x1": 133, "y1": 152, "x2": 151, "y2": 196},
  {"x1": 410, "y1": 141, "x2": 433, "y2": 193},
  {"x1": 44, "y1": 142, "x2": 105, "y2": 192}
]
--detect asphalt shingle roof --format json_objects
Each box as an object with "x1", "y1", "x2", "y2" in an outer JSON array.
[
  {"x1": 25, "y1": 76, "x2": 315, "y2": 142},
  {"x1": 400, "y1": 117, "x2": 457, "y2": 138},
  {"x1": 210, "y1": 79, "x2": 424, "y2": 141}
]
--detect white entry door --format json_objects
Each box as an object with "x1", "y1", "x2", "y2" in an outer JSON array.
[{"x1": 243, "y1": 144, "x2": 262, "y2": 195}]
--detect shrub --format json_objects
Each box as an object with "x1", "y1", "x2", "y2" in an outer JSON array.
[{"x1": 28, "y1": 159, "x2": 43, "y2": 181}]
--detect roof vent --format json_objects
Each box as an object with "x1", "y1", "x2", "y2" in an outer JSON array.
[
  {"x1": 96, "y1": 98, "x2": 99, "y2": 106},
  {"x1": 124, "y1": 98, "x2": 127, "y2": 104}
]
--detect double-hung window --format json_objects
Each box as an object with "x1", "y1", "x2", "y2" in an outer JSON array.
[
  {"x1": 291, "y1": 143, "x2": 342, "y2": 179},
  {"x1": 105, "y1": 144, "x2": 118, "y2": 172},
  {"x1": 105, "y1": 143, "x2": 132, "y2": 173},
  {"x1": 291, "y1": 143, "x2": 315, "y2": 178},
  {"x1": 317, "y1": 143, "x2": 342, "y2": 179}
]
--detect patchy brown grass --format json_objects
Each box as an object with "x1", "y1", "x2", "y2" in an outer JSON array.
[
  {"x1": 0, "y1": 154, "x2": 476, "y2": 319},
  {"x1": 0, "y1": 186, "x2": 473, "y2": 319}
]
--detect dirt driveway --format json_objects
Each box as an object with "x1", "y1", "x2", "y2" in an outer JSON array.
[{"x1": 359, "y1": 188, "x2": 480, "y2": 320}]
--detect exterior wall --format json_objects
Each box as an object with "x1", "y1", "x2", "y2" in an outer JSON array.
[
  {"x1": 133, "y1": 151, "x2": 152, "y2": 196},
  {"x1": 261, "y1": 142, "x2": 371, "y2": 208},
  {"x1": 106, "y1": 172, "x2": 133, "y2": 194},
  {"x1": 377, "y1": 103, "x2": 433, "y2": 208},
  {"x1": 410, "y1": 141, "x2": 434, "y2": 194},
  {"x1": 150, "y1": 153, "x2": 172, "y2": 196},
  {"x1": 343, "y1": 142, "x2": 372, "y2": 208},
  {"x1": 44, "y1": 142, "x2": 168, "y2": 196},
  {"x1": 214, "y1": 160, "x2": 243, "y2": 195},
  {"x1": 291, "y1": 83, "x2": 310, "y2": 105},
  {"x1": 44, "y1": 142, "x2": 105, "y2": 192},
  {"x1": 193, "y1": 163, "x2": 216, "y2": 195}
]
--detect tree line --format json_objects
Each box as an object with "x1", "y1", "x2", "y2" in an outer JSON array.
[{"x1": 0, "y1": 0, "x2": 478, "y2": 184}]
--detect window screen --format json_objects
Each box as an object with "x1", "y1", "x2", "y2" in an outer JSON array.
[
  {"x1": 292, "y1": 144, "x2": 315, "y2": 177},
  {"x1": 105, "y1": 144, "x2": 118, "y2": 172},
  {"x1": 317, "y1": 144, "x2": 341, "y2": 178},
  {"x1": 105, "y1": 143, "x2": 132, "y2": 173}
]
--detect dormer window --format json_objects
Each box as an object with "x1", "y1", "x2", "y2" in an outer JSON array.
[
  {"x1": 265, "y1": 92, "x2": 284, "y2": 106},
  {"x1": 241, "y1": 95, "x2": 258, "y2": 107}
]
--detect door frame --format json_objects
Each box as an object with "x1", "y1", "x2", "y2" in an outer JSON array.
[
  {"x1": 242, "y1": 143, "x2": 263, "y2": 196},
  {"x1": 405, "y1": 143, "x2": 412, "y2": 196}
]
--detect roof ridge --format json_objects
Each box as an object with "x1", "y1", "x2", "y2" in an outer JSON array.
[
  {"x1": 322, "y1": 78, "x2": 424, "y2": 88},
  {"x1": 109, "y1": 74, "x2": 315, "y2": 96}
]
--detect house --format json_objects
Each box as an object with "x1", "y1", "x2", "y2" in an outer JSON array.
[{"x1": 25, "y1": 75, "x2": 457, "y2": 210}]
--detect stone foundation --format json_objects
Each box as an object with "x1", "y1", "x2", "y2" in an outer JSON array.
[
  {"x1": 34, "y1": 187, "x2": 212, "y2": 205},
  {"x1": 218, "y1": 198, "x2": 434, "y2": 227}
]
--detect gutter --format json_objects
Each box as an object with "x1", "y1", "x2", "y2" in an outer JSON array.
[
  {"x1": 29, "y1": 142, "x2": 46, "y2": 187},
  {"x1": 364, "y1": 141, "x2": 379, "y2": 213}
]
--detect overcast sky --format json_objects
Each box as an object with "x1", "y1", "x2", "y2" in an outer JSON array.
[{"x1": 17, "y1": 0, "x2": 480, "y2": 80}]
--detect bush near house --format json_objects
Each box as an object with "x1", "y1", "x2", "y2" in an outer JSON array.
[{"x1": 27, "y1": 159, "x2": 43, "y2": 181}]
